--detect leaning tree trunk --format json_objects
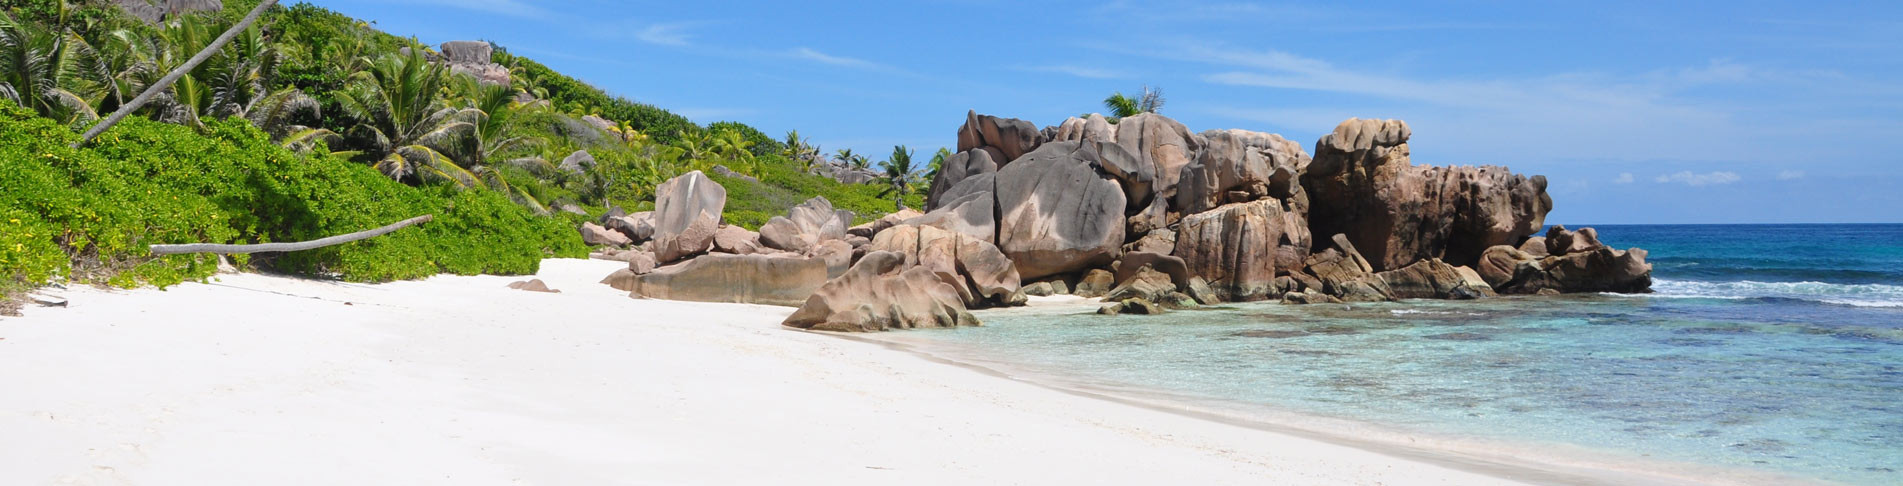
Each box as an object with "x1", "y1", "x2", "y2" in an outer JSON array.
[{"x1": 73, "y1": 0, "x2": 278, "y2": 148}]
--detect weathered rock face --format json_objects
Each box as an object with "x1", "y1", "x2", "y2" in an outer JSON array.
[
  {"x1": 604, "y1": 211, "x2": 654, "y2": 244},
  {"x1": 651, "y1": 171, "x2": 727, "y2": 263},
  {"x1": 507, "y1": 279, "x2": 558, "y2": 293},
  {"x1": 1113, "y1": 114, "x2": 1204, "y2": 201},
  {"x1": 993, "y1": 142, "x2": 1128, "y2": 280},
  {"x1": 712, "y1": 225, "x2": 764, "y2": 254},
  {"x1": 1124, "y1": 229, "x2": 1177, "y2": 255},
  {"x1": 1074, "y1": 269, "x2": 1116, "y2": 298},
  {"x1": 868, "y1": 224, "x2": 1024, "y2": 308},
  {"x1": 913, "y1": 180, "x2": 998, "y2": 244},
  {"x1": 1052, "y1": 114, "x2": 1117, "y2": 143},
  {"x1": 783, "y1": 251, "x2": 979, "y2": 332},
  {"x1": 439, "y1": 41, "x2": 510, "y2": 86},
  {"x1": 808, "y1": 239, "x2": 854, "y2": 278},
  {"x1": 956, "y1": 111, "x2": 1045, "y2": 165},
  {"x1": 580, "y1": 222, "x2": 632, "y2": 247},
  {"x1": 925, "y1": 150, "x2": 1000, "y2": 210},
  {"x1": 1476, "y1": 245, "x2": 1534, "y2": 288},
  {"x1": 1177, "y1": 129, "x2": 1311, "y2": 216},
  {"x1": 847, "y1": 208, "x2": 923, "y2": 239},
  {"x1": 559, "y1": 150, "x2": 594, "y2": 175},
  {"x1": 760, "y1": 196, "x2": 852, "y2": 253},
  {"x1": 1544, "y1": 225, "x2": 1603, "y2": 257},
  {"x1": 1172, "y1": 199, "x2": 1312, "y2": 301},
  {"x1": 1375, "y1": 259, "x2": 1495, "y2": 300},
  {"x1": 1303, "y1": 234, "x2": 1392, "y2": 302},
  {"x1": 1104, "y1": 263, "x2": 1181, "y2": 304},
  {"x1": 1304, "y1": 118, "x2": 1552, "y2": 271},
  {"x1": 1488, "y1": 226, "x2": 1653, "y2": 294},
  {"x1": 631, "y1": 253, "x2": 830, "y2": 307}
]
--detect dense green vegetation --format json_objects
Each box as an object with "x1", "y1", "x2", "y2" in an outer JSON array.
[{"x1": 0, "y1": 0, "x2": 931, "y2": 304}]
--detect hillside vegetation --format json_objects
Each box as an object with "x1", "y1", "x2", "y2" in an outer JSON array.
[{"x1": 0, "y1": 0, "x2": 926, "y2": 308}]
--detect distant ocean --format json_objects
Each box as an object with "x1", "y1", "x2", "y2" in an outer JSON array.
[{"x1": 892, "y1": 224, "x2": 1903, "y2": 485}]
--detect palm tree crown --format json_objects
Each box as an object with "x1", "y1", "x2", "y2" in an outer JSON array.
[{"x1": 875, "y1": 145, "x2": 922, "y2": 211}]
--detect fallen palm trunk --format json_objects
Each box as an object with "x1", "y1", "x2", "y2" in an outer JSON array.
[
  {"x1": 73, "y1": 0, "x2": 280, "y2": 148},
  {"x1": 149, "y1": 214, "x2": 431, "y2": 255}
]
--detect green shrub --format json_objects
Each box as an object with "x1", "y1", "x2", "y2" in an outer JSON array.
[
  {"x1": 710, "y1": 155, "x2": 920, "y2": 230},
  {"x1": 0, "y1": 104, "x2": 584, "y2": 290}
]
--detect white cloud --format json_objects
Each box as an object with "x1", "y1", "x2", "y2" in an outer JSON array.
[
  {"x1": 1655, "y1": 171, "x2": 1741, "y2": 186},
  {"x1": 1614, "y1": 173, "x2": 1635, "y2": 184},
  {"x1": 636, "y1": 23, "x2": 695, "y2": 46},
  {"x1": 1021, "y1": 64, "x2": 1127, "y2": 79},
  {"x1": 790, "y1": 47, "x2": 881, "y2": 69},
  {"x1": 1777, "y1": 170, "x2": 1807, "y2": 180}
]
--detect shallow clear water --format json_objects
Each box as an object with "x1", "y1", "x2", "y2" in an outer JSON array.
[{"x1": 899, "y1": 224, "x2": 1903, "y2": 485}]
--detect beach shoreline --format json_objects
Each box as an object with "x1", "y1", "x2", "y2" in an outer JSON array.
[
  {"x1": 864, "y1": 310, "x2": 1824, "y2": 486},
  {"x1": 0, "y1": 258, "x2": 1789, "y2": 485}
]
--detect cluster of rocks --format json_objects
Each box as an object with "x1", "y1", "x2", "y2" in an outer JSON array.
[
  {"x1": 895, "y1": 111, "x2": 1649, "y2": 313},
  {"x1": 579, "y1": 111, "x2": 1653, "y2": 332},
  {"x1": 434, "y1": 41, "x2": 512, "y2": 87},
  {"x1": 582, "y1": 170, "x2": 1013, "y2": 330}
]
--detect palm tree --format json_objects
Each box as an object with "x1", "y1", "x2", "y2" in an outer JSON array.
[
  {"x1": 782, "y1": 129, "x2": 820, "y2": 170},
  {"x1": 0, "y1": 6, "x2": 98, "y2": 123},
  {"x1": 333, "y1": 49, "x2": 480, "y2": 187},
  {"x1": 1102, "y1": 84, "x2": 1164, "y2": 120},
  {"x1": 875, "y1": 145, "x2": 922, "y2": 211},
  {"x1": 848, "y1": 153, "x2": 871, "y2": 170},
  {"x1": 709, "y1": 127, "x2": 756, "y2": 171}
]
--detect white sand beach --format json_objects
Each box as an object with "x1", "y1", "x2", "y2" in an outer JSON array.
[{"x1": 2, "y1": 258, "x2": 1660, "y2": 485}]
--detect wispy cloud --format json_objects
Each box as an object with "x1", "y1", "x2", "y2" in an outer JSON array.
[
  {"x1": 1777, "y1": 170, "x2": 1807, "y2": 180},
  {"x1": 790, "y1": 47, "x2": 882, "y2": 69},
  {"x1": 1656, "y1": 171, "x2": 1741, "y2": 186},
  {"x1": 1614, "y1": 172, "x2": 1635, "y2": 184},
  {"x1": 1020, "y1": 64, "x2": 1128, "y2": 79},
  {"x1": 636, "y1": 23, "x2": 696, "y2": 46}
]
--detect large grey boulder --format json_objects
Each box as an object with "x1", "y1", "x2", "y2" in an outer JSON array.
[
  {"x1": 559, "y1": 150, "x2": 595, "y2": 176},
  {"x1": 651, "y1": 171, "x2": 727, "y2": 263},
  {"x1": 868, "y1": 224, "x2": 1024, "y2": 308},
  {"x1": 759, "y1": 196, "x2": 852, "y2": 253},
  {"x1": 1375, "y1": 259, "x2": 1495, "y2": 300},
  {"x1": 1112, "y1": 114, "x2": 1204, "y2": 202},
  {"x1": 906, "y1": 190, "x2": 997, "y2": 245},
  {"x1": 580, "y1": 222, "x2": 632, "y2": 247},
  {"x1": 1176, "y1": 129, "x2": 1310, "y2": 216},
  {"x1": 924, "y1": 150, "x2": 1000, "y2": 210},
  {"x1": 1487, "y1": 226, "x2": 1653, "y2": 294},
  {"x1": 956, "y1": 111, "x2": 1045, "y2": 165},
  {"x1": 1304, "y1": 118, "x2": 1551, "y2": 271},
  {"x1": 603, "y1": 211, "x2": 654, "y2": 243},
  {"x1": 1051, "y1": 114, "x2": 1117, "y2": 143},
  {"x1": 993, "y1": 141, "x2": 1128, "y2": 280},
  {"x1": 782, "y1": 251, "x2": 979, "y2": 332},
  {"x1": 439, "y1": 41, "x2": 510, "y2": 86},
  {"x1": 1171, "y1": 199, "x2": 1311, "y2": 301},
  {"x1": 630, "y1": 253, "x2": 830, "y2": 307}
]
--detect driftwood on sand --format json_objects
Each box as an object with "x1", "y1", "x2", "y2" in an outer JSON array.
[{"x1": 149, "y1": 215, "x2": 432, "y2": 255}]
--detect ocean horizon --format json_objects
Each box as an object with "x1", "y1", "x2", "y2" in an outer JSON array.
[{"x1": 890, "y1": 223, "x2": 1903, "y2": 485}]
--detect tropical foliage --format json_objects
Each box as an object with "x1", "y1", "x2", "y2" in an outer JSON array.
[
  {"x1": 875, "y1": 145, "x2": 924, "y2": 211},
  {"x1": 1103, "y1": 84, "x2": 1165, "y2": 120},
  {"x1": 0, "y1": 0, "x2": 928, "y2": 302}
]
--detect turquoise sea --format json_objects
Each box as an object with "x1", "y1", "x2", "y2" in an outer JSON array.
[{"x1": 893, "y1": 224, "x2": 1903, "y2": 485}]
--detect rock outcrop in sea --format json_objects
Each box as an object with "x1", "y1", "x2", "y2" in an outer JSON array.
[{"x1": 583, "y1": 112, "x2": 1653, "y2": 331}]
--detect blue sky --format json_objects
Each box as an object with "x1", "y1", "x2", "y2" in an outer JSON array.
[{"x1": 306, "y1": 0, "x2": 1902, "y2": 224}]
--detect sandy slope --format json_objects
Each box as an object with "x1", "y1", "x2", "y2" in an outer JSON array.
[{"x1": 0, "y1": 258, "x2": 1544, "y2": 485}]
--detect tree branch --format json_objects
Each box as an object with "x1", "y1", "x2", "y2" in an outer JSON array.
[
  {"x1": 150, "y1": 214, "x2": 432, "y2": 255},
  {"x1": 72, "y1": 0, "x2": 280, "y2": 148}
]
